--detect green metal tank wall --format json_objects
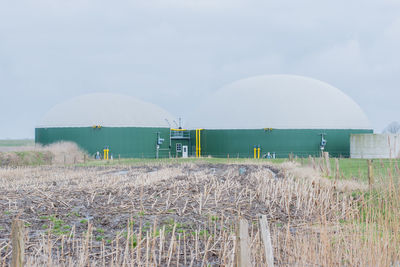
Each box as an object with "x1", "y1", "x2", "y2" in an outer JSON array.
[
  {"x1": 35, "y1": 127, "x2": 171, "y2": 158},
  {"x1": 191, "y1": 129, "x2": 373, "y2": 158}
]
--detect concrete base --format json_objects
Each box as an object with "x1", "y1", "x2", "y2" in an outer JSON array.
[{"x1": 350, "y1": 134, "x2": 400, "y2": 159}]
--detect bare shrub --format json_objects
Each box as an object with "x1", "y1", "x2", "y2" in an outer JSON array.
[{"x1": 35, "y1": 141, "x2": 88, "y2": 165}]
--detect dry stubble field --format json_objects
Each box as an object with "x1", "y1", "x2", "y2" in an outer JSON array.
[{"x1": 0, "y1": 159, "x2": 399, "y2": 266}]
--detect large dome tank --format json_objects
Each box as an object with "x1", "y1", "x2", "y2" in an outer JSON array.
[
  {"x1": 37, "y1": 93, "x2": 175, "y2": 128},
  {"x1": 35, "y1": 93, "x2": 176, "y2": 158},
  {"x1": 189, "y1": 75, "x2": 371, "y2": 130}
]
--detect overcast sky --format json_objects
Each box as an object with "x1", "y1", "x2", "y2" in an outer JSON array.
[{"x1": 1, "y1": 0, "x2": 399, "y2": 138}]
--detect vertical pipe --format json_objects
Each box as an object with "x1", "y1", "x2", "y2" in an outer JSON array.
[
  {"x1": 196, "y1": 129, "x2": 198, "y2": 158},
  {"x1": 258, "y1": 147, "x2": 260, "y2": 159},
  {"x1": 195, "y1": 129, "x2": 198, "y2": 158},
  {"x1": 199, "y1": 129, "x2": 201, "y2": 157},
  {"x1": 169, "y1": 128, "x2": 172, "y2": 149},
  {"x1": 253, "y1": 146, "x2": 256, "y2": 159}
]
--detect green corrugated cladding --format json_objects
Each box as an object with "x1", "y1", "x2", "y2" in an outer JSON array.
[
  {"x1": 35, "y1": 127, "x2": 373, "y2": 159},
  {"x1": 190, "y1": 129, "x2": 373, "y2": 158},
  {"x1": 35, "y1": 127, "x2": 171, "y2": 158}
]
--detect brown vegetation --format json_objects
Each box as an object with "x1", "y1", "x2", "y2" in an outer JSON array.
[
  {"x1": 0, "y1": 142, "x2": 87, "y2": 166},
  {"x1": 0, "y1": 161, "x2": 399, "y2": 266}
]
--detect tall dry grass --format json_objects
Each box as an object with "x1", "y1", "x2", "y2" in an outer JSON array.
[
  {"x1": 272, "y1": 162, "x2": 400, "y2": 266},
  {"x1": 0, "y1": 162, "x2": 399, "y2": 266},
  {"x1": 35, "y1": 141, "x2": 88, "y2": 165},
  {"x1": 0, "y1": 141, "x2": 87, "y2": 166}
]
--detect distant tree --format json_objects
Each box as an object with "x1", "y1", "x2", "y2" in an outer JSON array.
[{"x1": 383, "y1": 121, "x2": 400, "y2": 134}]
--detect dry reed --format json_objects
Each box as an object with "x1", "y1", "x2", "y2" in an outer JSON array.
[{"x1": 0, "y1": 161, "x2": 398, "y2": 266}]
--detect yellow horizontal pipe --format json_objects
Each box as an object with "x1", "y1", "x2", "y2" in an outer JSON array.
[{"x1": 171, "y1": 128, "x2": 188, "y2": 131}]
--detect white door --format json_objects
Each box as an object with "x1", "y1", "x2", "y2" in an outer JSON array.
[{"x1": 182, "y1": 146, "x2": 188, "y2": 158}]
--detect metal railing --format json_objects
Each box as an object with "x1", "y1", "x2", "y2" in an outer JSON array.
[{"x1": 170, "y1": 130, "x2": 190, "y2": 139}]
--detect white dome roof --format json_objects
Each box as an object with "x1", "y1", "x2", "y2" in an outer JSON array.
[
  {"x1": 37, "y1": 93, "x2": 175, "y2": 128},
  {"x1": 188, "y1": 75, "x2": 371, "y2": 129}
]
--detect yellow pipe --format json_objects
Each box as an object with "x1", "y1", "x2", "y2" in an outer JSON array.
[
  {"x1": 199, "y1": 129, "x2": 201, "y2": 157},
  {"x1": 257, "y1": 147, "x2": 260, "y2": 159},
  {"x1": 195, "y1": 129, "x2": 198, "y2": 158},
  {"x1": 171, "y1": 128, "x2": 188, "y2": 131},
  {"x1": 254, "y1": 147, "x2": 256, "y2": 159},
  {"x1": 195, "y1": 129, "x2": 204, "y2": 158}
]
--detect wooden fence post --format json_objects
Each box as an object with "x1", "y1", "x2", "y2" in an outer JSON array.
[
  {"x1": 258, "y1": 214, "x2": 274, "y2": 267},
  {"x1": 368, "y1": 159, "x2": 374, "y2": 187},
  {"x1": 335, "y1": 158, "x2": 340, "y2": 180},
  {"x1": 235, "y1": 219, "x2": 252, "y2": 267},
  {"x1": 310, "y1": 156, "x2": 316, "y2": 170},
  {"x1": 11, "y1": 219, "x2": 25, "y2": 267},
  {"x1": 323, "y1": 152, "x2": 331, "y2": 176}
]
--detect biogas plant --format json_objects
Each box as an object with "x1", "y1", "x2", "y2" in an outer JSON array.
[{"x1": 35, "y1": 75, "x2": 373, "y2": 159}]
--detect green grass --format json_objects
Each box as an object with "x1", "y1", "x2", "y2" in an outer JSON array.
[
  {"x1": 0, "y1": 139, "x2": 34, "y2": 147},
  {"x1": 296, "y1": 157, "x2": 400, "y2": 182},
  {"x1": 96, "y1": 228, "x2": 105, "y2": 234},
  {"x1": 39, "y1": 215, "x2": 72, "y2": 236},
  {"x1": 77, "y1": 157, "x2": 287, "y2": 167}
]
